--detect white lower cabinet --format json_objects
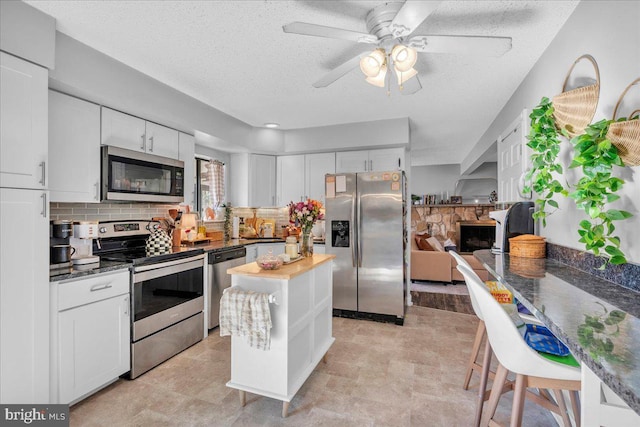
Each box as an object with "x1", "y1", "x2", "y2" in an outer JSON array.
[
  {"x1": 51, "y1": 270, "x2": 131, "y2": 405},
  {"x1": 245, "y1": 244, "x2": 258, "y2": 263}
]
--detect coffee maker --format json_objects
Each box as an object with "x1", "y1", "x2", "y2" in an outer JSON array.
[
  {"x1": 489, "y1": 201, "x2": 535, "y2": 253},
  {"x1": 50, "y1": 219, "x2": 74, "y2": 271},
  {"x1": 69, "y1": 221, "x2": 100, "y2": 266}
]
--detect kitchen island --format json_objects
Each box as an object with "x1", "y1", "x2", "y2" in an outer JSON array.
[
  {"x1": 474, "y1": 250, "x2": 640, "y2": 426},
  {"x1": 226, "y1": 254, "x2": 336, "y2": 417}
]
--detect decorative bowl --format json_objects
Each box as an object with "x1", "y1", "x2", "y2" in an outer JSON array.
[{"x1": 256, "y1": 250, "x2": 283, "y2": 270}]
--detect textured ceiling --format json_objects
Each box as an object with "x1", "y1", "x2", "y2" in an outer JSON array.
[{"x1": 26, "y1": 0, "x2": 580, "y2": 164}]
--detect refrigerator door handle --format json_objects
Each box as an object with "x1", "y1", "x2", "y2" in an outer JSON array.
[
  {"x1": 357, "y1": 190, "x2": 362, "y2": 268},
  {"x1": 351, "y1": 192, "x2": 356, "y2": 267}
]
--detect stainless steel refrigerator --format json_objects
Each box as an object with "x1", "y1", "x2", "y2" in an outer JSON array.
[{"x1": 325, "y1": 171, "x2": 407, "y2": 323}]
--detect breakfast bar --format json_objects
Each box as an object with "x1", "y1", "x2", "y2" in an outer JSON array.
[
  {"x1": 225, "y1": 254, "x2": 336, "y2": 417},
  {"x1": 474, "y1": 250, "x2": 640, "y2": 426}
]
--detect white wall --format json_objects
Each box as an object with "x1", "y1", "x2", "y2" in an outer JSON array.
[
  {"x1": 461, "y1": 1, "x2": 640, "y2": 262},
  {"x1": 410, "y1": 162, "x2": 497, "y2": 203}
]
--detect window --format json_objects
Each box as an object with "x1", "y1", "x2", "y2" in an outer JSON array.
[{"x1": 196, "y1": 158, "x2": 225, "y2": 220}]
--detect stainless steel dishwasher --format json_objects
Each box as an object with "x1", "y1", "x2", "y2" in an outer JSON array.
[{"x1": 208, "y1": 247, "x2": 247, "y2": 329}]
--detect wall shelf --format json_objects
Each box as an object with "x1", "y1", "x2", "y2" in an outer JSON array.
[{"x1": 412, "y1": 204, "x2": 496, "y2": 208}]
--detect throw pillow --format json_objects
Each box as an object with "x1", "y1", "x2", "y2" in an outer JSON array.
[
  {"x1": 416, "y1": 236, "x2": 434, "y2": 251},
  {"x1": 426, "y1": 236, "x2": 445, "y2": 252}
]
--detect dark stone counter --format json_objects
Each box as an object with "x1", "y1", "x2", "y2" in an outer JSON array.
[
  {"x1": 49, "y1": 260, "x2": 131, "y2": 282},
  {"x1": 474, "y1": 250, "x2": 640, "y2": 415}
]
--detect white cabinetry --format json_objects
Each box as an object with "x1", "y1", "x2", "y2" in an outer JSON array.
[
  {"x1": 497, "y1": 110, "x2": 532, "y2": 203},
  {"x1": 251, "y1": 155, "x2": 276, "y2": 207},
  {"x1": 0, "y1": 188, "x2": 49, "y2": 403},
  {"x1": 277, "y1": 155, "x2": 305, "y2": 205},
  {"x1": 101, "y1": 107, "x2": 179, "y2": 159},
  {"x1": 0, "y1": 52, "x2": 48, "y2": 190},
  {"x1": 277, "y1": 152, "x2": 335, "y2": 205},
  {"x1": 335, "y1": 148, "x2": 404, "y2": 173},
  {"x1": 50, "y1": 270, "x2": 130, "y2": 405},
  {"x1": 245, "y1": 244, "x2": 258, "y2": 263},
  {"x1": 49, "y1": 91, "x2": 101, "y2": 203},
  {"x1": 229, "y1": 153, "x2": 276, "y2": 207},
  {"x1": 179, "y1": 132, "x2": 196, "y2": 210}
]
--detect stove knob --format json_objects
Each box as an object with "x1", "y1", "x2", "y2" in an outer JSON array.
[{"x1": 99, "y1": 227, "x2": 107, "y2": 234}]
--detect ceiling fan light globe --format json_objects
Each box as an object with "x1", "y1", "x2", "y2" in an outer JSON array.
[
  {"x1": 391, "y1": 44, "x2": 417, "y2": 72},
  {"x1": 395, "y1": 67, "x2": 418, "y2": 85},
  {"x1": 360, "y1": 56, "x2": 381, "y2": 77},
  {"x1": 365, "y1": 65, "x2": 387, "y2": 87}
]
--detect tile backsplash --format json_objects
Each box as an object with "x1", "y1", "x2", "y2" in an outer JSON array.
[{"x1": 50, "y1": 202, "x2": 181, "y2": 222}]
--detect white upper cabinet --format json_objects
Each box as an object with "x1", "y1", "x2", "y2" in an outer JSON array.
[
  {"x1": 305, "y1": 152, "x2": 335, "y2": 203},
  {"x1": 178, "y1": 132, "x2": 196, "y2": 209},
  {"x1": 335, "y1": 148, "x2": 404, "y2": 173},
  {"x1": 49, "y1": 91, "x2": 101, "y2": 203},
  {"x1": 0, "y1": 52, "x2": 48, "y2": 190},
  {"x1": 276, "y1": 152, "x2": 335, "y2": 206},
  {"x1": 146, "y1": 121, "x2": 179, "y2": 159},
  {"x1": 101, "y1": 107, "x2": 179, "y2": 159},
  {"x1": 277, "y1": 155, "x2": 305, "y2": 205},
  {"x1": 101, "y1": 107, "x2": 146, "y2": 153},
  {"x1": 250, "y1": 154, "x2": 276, "y2": 207}
]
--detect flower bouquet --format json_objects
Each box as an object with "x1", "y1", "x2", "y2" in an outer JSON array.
[{"x1": 288, "y1": 199, "x2": 324, "y2": 257}]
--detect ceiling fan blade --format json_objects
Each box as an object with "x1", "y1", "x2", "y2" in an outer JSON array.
[
  {"x1": 389, "y1": 0, "x2": 443, "y2": 38},
  {"x1": 400, "y1": 75, "x2": 422, "y2": 95},
  {"x1": 313, "y1": 53, "x2": 365, "y2": 88},
  {"x1": 283, "y1": 22, "x2": 378, "y2": 44},
  {"x1": 408, "y1": 35, "x2": 512, "y2": 56}
]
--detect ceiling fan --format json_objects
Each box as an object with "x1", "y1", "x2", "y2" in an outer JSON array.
[{"x1": 283, "y1": 1, "x2": 512, "y2": 95}]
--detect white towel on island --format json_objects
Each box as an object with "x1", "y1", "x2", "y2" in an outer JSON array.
[{"x1": 219, "y1": 287, "x2": 272, "y2": 351}]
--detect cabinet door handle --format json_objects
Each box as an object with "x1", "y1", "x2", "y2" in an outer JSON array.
[
  {"x1": 398, "y1": 157, "x2": 401, "y2": 169},
  {"x1": 95, "y1": 181, "x2": 100, "y2": 201},
  {"x1": 149, "y1": 136, "x2": 154, "y2": 152},
  {"x1": 90, "y1": 283, "x2": 113, "y2": 292},
  {"x1": 123, "y1": 296, "x2": 129, "y2": 317},
  {"x1": 39, "y1": 161, "x2": 46, "y2": 186},
  {"x1": 364, "y1": 160, "x2": 367, "y2": 171},
  {"x1": 140, "y1": 134, "x2": 146, "y2": 150},
  {"x1": 41, "y1": 193, "x2": 47, "y2": 217},
  {"x1": 369, "y1": 159, "x2": 373, "y2": 171}
]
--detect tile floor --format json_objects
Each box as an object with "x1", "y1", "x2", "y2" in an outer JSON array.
[{"x1": 69, "y1": 306, "x2": 557, "y2": 426}]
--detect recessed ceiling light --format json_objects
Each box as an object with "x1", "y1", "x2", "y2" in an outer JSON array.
[{"x1": 264, "y1": 123, "x2": 280, "y2": 128}]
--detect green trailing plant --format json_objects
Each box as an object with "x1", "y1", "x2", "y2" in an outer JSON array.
[
  {"x1": 522, "y1": 97, "x2": 568, "y2": 226},
  {"x1": 223, "y1": 203, "x2": 233, "y2": 241},
  {"x1": 568, "y1": 119, "x2": 632, "y2": 266}
]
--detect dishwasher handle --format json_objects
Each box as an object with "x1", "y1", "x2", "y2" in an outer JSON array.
[{"x1": 209, "y1": 247, "x2": 247, "y2": 264}]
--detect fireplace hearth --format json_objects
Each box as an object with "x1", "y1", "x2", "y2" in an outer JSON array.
[{"x1": 456, "y1": 221, "x2": 496, "y2": 253}]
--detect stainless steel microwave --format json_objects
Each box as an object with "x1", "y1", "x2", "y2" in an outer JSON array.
[{"x1": 101, "y1": 145, "x2": 184, "y2": 203}]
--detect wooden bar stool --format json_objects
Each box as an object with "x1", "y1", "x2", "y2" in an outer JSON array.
[{"x1": 457, "y1": 264, "x2": 581, "y2": 427}]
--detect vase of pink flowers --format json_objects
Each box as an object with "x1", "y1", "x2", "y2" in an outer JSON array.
[{"x1": 288, "y1": 199, "x2": 324, "y2": 257}]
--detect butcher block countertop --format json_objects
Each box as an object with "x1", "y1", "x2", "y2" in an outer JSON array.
[{"x1": 227, "y1": 254, "x2": 335, "y2": 280}]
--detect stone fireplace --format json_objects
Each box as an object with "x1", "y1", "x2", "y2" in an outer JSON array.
[
  {"x1": 456, "y1": 220, "x2": 496, "y2": 253},
  {"x1": 411, "y1": 204, "x2": 495, "y2": 251}
]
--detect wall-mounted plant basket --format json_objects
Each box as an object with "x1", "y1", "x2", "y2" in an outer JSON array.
[
  {"x1": 606, "y1": 77, "x2": 640, "y2": 166},
  {"x1": 552, "y1": 54, "x2": 600, "y2": 138}
]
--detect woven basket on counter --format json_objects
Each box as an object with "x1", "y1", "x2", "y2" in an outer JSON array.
[
  {"x1": 552, "y1": 54, "x2": 600, "y2": 138},
  {"x1": 509, "y1": 234, "x2": 546, "y2": 259},
  {"x1": 607, "y1": 78, "x2": 640, "y2": 166}
]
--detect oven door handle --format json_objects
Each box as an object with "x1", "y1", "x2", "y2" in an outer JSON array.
[
  {"x1": 133, "y1": 254, "x2": 205, "y2": 273},
  {"x1": 133, "y1": 256, "x2": 205, "y2": 283}
]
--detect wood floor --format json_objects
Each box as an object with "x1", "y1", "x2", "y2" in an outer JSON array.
[
  {"x1": 410, "y1": 290, "x2": 475, "y2": 315},
  {"x1": 68, "y1": 306, "x2": 556, "y2": 426}
]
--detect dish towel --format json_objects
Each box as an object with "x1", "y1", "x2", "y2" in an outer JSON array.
[{"x1": 219, "y1": 287, "x2": 272, "y2": 351}]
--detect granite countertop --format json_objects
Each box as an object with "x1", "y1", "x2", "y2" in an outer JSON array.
[
  {"x1": 227, "y1": 254, "x2": 335, "y2": 280},
  {"x1": 474, "y1": 250, "x2": 640, "y2": 415}
]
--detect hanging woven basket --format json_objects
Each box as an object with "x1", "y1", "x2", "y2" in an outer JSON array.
[
  {"x1": 552, "y1": 54, "x2": 600, "y2": 138},
  {"x1": 606, "y1": 78, "x2": 640, "y2": 166}
]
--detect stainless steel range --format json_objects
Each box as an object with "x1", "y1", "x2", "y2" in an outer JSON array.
[{"x1": 94, "y1": 220, "x2": 205, "y2": 379}]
